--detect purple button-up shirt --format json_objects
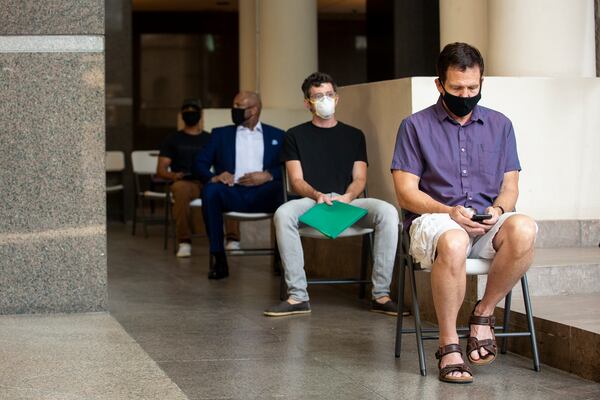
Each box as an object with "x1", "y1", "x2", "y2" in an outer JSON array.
[{"x1": 391, "y1": 96, "x2": 521, "y2": 230}]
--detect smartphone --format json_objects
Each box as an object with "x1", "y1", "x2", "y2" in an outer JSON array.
[{"x1": 471, "y1": 213, "x2": 492, "y2": 222}]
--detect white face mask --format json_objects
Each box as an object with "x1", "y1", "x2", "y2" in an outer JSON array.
[{"x1": 314, "y1": 96, "x2": 336, "y2": 119}]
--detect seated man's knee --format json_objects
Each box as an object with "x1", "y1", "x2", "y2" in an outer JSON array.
[
  {"x1": 202, "y1": 182, "x2": 225, "y2": 201},
  {"x1": 379, "y1": 201, "x2": 399, "y2": 224},
  {"x1": 436, "y1": 229, "x2": 469, "y2": 266},
  {"x1": 502, "y1": 215, "x2": 537, "y2": 250},
  {"x1": 170, "y1": 181, "x2": 190, "y2": 200},
  {"x1": 274, "y1": 203, "x2": 295, "y2": 228}
]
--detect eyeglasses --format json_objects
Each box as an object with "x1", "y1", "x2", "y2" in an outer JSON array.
[{"x1": 308, "y1": 92, "x2": 337, "y2": 102}]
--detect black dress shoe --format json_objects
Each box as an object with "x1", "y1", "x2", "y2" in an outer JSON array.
[
  {"x1": 208, "y1": 268, "x2": 228, "y2": 279},
  {"x1": 208, "y1": 252, "x2": 229, "y2": 280}
]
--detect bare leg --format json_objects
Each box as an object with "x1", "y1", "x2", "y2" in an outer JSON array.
[
  {"x1": 470, "y1": 215, "x2": 537, "y2": 360},
  {"x1": 431, "y1": 229, "x2": 470, "y2": 378}
]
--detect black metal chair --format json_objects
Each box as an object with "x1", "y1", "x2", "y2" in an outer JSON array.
[
  {"x1": 131, "y1": 150, "x2": 170, "y2": 241},
  {"x1": 278, "y1": 167, "x2": 373, "y2": 301},
  {"x1": 394, "y1": 220, "x2": 541, "y2": 376},
  {"x1": 105, "y1": 151, "x2": 126, "y2": 222}
]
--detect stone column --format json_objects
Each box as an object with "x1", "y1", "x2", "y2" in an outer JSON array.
[
  {"x1": 594, "y1": 0, "x2": 600, "y2": 77},
  {"x1": 258, "y1": 0, "x2": 318, "y2": 108},
  {"x1": 367, "y1": 0, "x2": 439, "y2": 81},
  {"x1": 239, "y1": 0, "x2": 258, "y2": 92},
  {"x1": 488, "y1": 0, "x2": 596, "y2": 77},
  {"x1": 0, "y1": 1, "x2": 107, "y2": 314},
  {"x1": 439, "y1": 0, "x2": 488, "y2": 62}
]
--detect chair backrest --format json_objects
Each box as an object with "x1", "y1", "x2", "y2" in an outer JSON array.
[
  {"x1": 131, "y1": 150, "x2": 160, "y2": 175},
  {"x1": 106, "y1": 151, "x2": 125, "y2": 172}
]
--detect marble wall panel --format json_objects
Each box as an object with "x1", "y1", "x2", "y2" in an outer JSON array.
[
  {"x1": 0, "y1": 232, "x2": 107, "y2": 314},
  {"x1": 0, "y1": 0, "x2": 103, "y2": 35},
  {"x1": 0, "y1": 52, "x2": 105, "y2": 234}
]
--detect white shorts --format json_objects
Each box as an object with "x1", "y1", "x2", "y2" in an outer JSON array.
[{"x1": 408, "y1": 212, "x2": 533, "y2": 269}]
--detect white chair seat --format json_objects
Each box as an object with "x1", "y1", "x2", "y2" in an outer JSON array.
[
  {"x1": 106, "y1": 184, "x2": 124, "y2": 192},
  {"x1": 190, "y1": 198, "x2": 203, "y2": 207},
  {"x1": 417, "y1": 258, "x2": 491, "y2": 275},
  {"x1": 299, "y1": 226, "x2": 374, "y2": 239},
  {"x1": 224, "y1": 211, "x2": 273, "y2": 220},
  {"x1": 141, "y1": 190, "x2": 166, "y2": 199}
]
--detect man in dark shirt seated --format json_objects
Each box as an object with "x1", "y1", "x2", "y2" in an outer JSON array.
[
  {"x1": 157, "y1": 98, "x2": 239, "y2": 258},
  {"x1": 193, "y1": 91, "x2": 285, "y2": 279},
  {"x1": 264, "y1": 72, "x2": 400, "y2": 317}
]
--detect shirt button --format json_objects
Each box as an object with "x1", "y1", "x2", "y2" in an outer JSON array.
[
  {"x1": 461, "y1": 148, "x2": 465, "y2": 152},
  {"x1": 468, "y1": 197, "x2": 473, "y2": 200},
  {"x1": 462, "y1": 169, "x2": 467, "y2": 174}
]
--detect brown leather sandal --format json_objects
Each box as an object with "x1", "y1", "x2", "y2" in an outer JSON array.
[
  {"x1": 467, "y1": 301, "x2": 498, "y2": 365},
  {"x1": 435, "y1": 344, "x2": 473, "y2": 384}
]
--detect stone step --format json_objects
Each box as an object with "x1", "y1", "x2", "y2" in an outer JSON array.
[
  {"x1": 535, "y1": 219, "x2": 599, "y2": 248},
  {"x1": 505, "y1": 292, "x2": 600, "y2": 334},
  {"x1": 495, "y1": 293, "x2": 600, "y2": 382},
  {"x1": 478, "y1": 247, "x2": 600, "y2": 299}
]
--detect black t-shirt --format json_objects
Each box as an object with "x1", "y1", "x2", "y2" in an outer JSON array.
[
  {"x1": 282, "y1": 121, "x2": 368, "y2": 194},
  {"x1": 159, "y1": 130, "x2": 210, "y2": 176}
]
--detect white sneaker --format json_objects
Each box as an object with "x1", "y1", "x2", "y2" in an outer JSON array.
[
  {"x1": 176, "y1": 242, "x2": 192, "y2": 258},
  {"x1": 225, "y1": 240, "x2": 242, "y2": 254}
]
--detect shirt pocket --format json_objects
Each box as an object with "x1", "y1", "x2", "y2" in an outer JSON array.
[{"x1": 478, "y1": 144, "x2": 501, "y2": 176}]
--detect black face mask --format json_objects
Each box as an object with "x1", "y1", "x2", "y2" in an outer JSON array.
[
  {"x1": 441, "y1": 83, "x2": 481, "y2": 117},
  {"x1": 182, "y1": 111, "x2": 200, "y2": 126},
  {"x1": 231, "y1": 107, "x2": 248, "y2": 126}
]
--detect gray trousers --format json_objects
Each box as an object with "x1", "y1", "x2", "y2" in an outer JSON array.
[{"x1": 274, "y1": 196, "x2": 399, "y2": 302}]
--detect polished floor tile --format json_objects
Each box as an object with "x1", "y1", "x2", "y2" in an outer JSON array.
[
  {"x1": 0, "y1": 313, "x2": 187, "y2": 400},
  {"x1": 108, "y1": 223, "x2": 600, "y2": 399}
]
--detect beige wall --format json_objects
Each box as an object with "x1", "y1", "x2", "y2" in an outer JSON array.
[
  {"x1": 337, "y1": 80, "x2": 412, "y2": 207},
  {"x1": 337, "y1": 77, "x2": 600, "y2": 221},
  {"x1": 487, "y1": 0, "x2": 596, "y2": 77}
]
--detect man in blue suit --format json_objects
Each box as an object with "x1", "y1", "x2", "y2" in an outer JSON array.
[{"x1": 194, "y1": 91, "x2": 284, "y2": 279}]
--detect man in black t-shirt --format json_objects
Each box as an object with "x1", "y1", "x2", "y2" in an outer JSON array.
[
  {"x1": 157, "y1": 98, "x2": 239, "y2": 258},
  {"x1": 264, "y1": 72, "x2": 400, "y2": 317}
]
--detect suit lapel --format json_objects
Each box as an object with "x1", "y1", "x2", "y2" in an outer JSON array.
[
  {"x1": 229, "y1": 125, "x2": 237, "y2": 173},
  {"x1": 262, "y1": 125, "x2": 271, "y2": 167}
]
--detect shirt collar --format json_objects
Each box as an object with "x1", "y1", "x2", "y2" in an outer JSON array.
[
  {"x1": 434, "y1": 95, "x2": 485, "y2": 125},
  {"x1": 236, "y1": 121, "x2": 263, "y2": 134}
]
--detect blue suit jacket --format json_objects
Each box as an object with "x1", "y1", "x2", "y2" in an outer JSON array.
[{"x1": 193, "y1": 123, "x2": 285, "y2": 184}]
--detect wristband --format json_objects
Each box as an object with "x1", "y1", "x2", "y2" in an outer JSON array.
[{"x1": 494, "y1": 205, "x2": 505, "y2": 215}]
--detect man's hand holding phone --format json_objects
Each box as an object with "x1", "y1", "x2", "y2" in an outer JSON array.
[
  {"x1": 481, "y1": 205, "x2": 502, "y2": 226},
  {"x1": 450, "y1": 206, "x2": 490, "y2": 236}
]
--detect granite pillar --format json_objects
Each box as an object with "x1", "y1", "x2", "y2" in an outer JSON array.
[
  {"x1": 0, "y1": 1, "x2": 107, "y2": 314},
  {"x1": 366, "y1": 0, "x2": 439, "y2": 81},
  {"x1": 596, "y1": 0, "x2": 600, "y2": 77}
]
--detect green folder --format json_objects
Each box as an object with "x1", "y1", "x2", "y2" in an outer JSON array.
[{"x1": 299, "y1": 201, "x2": 368, "y2": 239}]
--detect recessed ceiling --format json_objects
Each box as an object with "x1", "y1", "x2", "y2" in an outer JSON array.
[{"x1": 132, "y1": 0, "x2": 365, "y2": 14}]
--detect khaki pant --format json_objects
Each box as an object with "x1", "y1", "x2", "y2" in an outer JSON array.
[{"x1": 171, "y1": 180, "x2": 239, "y2": 243}]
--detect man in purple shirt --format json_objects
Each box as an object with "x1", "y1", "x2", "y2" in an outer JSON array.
[{"x1": 391, "y1": 42, "x2": 537, "y2": 384}]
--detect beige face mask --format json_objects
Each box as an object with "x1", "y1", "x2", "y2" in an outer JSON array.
[{"x1": 312, "y1": 96, "x2": 336, "y2": 119}]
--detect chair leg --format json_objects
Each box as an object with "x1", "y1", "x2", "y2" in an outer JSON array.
[
  {"x1": 164, "y1": 196, "x2": 170, "y2": 250},
  {"x1": 141, "y1": 198, "x2": 149, "y2": 238},
  {"x1": 394, "y1": 257, "x2": 406, "y2": 358},
  {"x1": 132, "y1": 194, "x2": 138, "y2": 236},
  {"x1": 273, "y1": 243, "x2": 282, "y2": 276},
  {"x1": 409, "y1": 265, "x2": 426, "y2": 376},
  {"x1": 521, "y1": 274, "x2": 541, "y2": 372},
  {"x1": 501, "y1": 288, "x2": 513, "y2": 354},
  {"x1": 279, "y1": 273, "x2": 287, "y2": 301},
  {"x1": 120, "y1": 190, "x2": 126, "y2": 223},
  {"x1": 359, "y1": 234, "x2": 370, "y2": 299}
]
